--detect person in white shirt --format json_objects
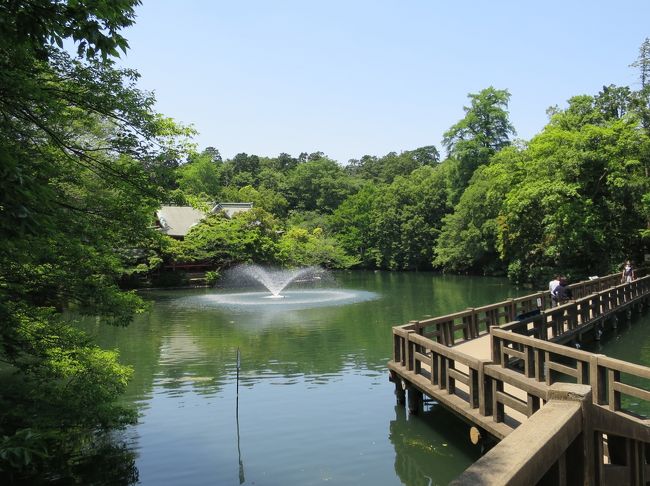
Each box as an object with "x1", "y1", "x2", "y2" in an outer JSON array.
[{"x1": 549, "y1": 275, "x2": 560, "y2": 307}]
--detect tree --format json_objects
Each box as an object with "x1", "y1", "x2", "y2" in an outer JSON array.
[
  {"x1": 277, "y1": 227, "x2": 358, "y2": 268},
  {"x1": 0, "y1": 0, "x2": 191, "y2": 479},
  {"x1": 0, "y1": 0, "x2": 138, "y2": 61},
  {"x1": 275, "y1": 152, "x2": 298, "y2": 171},
  {"x1": 202, "y1": 146, "x2": 222, "y2": 163},
  {"x1": 176, "y1": 152, "x2": 223, "y2": 197},
  {"x1": 631, "y1": 37, "x2": 650, "y2": 89},
  {"x1": 330, "y1": 184, "x2": 380, "y2": 266},
  {"x1": 443, "y1": 87, "x2": 515, "y2": 201},
  {"x1": 172, "y1": 209, "x2": 280, "y2": 266},
  {"x1": 408, "y1": 145, "x2": 440, "y2": 166},
  {"x1": 345, "y1": 147, "x2": 440, "y2": 184},
  {"x1": 595, "y1": 85, "x2": 633, "y2": 120},
  {"x1": 285, "y1": 157, "x2": 356, "y2": 213},
  {"x1": 219, "y1": 185, "x2": 289, "y2": 217},
  {"x1": 434, "y1": 147, "x2": 522, "y2": 273},
  {"x1": 496, "y1": 98, "x2": 649, "y2": 283},
  {"x1": 231, "y1": 152, "x2": 261, "y2": 175},
  {"x1": 370, "y1": 166, "x2": 450, "y2": 270}
]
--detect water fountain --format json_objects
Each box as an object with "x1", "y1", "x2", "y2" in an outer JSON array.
[
  {"x1": 177, "y1": 264, "x2": 377, "y2": 311},
  {"x1": 235, "y1": 264, "x2": 322, "y2": 299}
]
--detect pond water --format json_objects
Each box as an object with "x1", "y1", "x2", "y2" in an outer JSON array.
[
  {"x1": 79, "y1": 271, "x2": 650, "y2": 485},
  {"x1": 80, "y1": 271, "x2": 527, "y2": 485}
]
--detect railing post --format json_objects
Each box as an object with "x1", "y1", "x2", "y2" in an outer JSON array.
[
  {"x1": 525, "y1": 344, "x2": 535, "y2": 378},
  {"x1": 567, "y1": 304, "x2": 578, "y2": 331},
  {"x1": 432, "y1": 353, "x2": 439, "y2": 386},
  {"x1": 440, "y1": 321, "x2": 450, "y2": 346},
  {"x1": 550, "y1": 383, "x2": 593, "y2": 485},
  {"x1": 438, "y1": 355, "x2": 448, "y2": 390},
  {"x1": 507, "y1": 298, "x2": 516, "y2": 322},
  {"x1": 493, "y1": 379, "x2": 504, "y2": 423},
  {"x1": 405, "y1": 330, "x2": 415, "y2": 371},
  {"x1": 533, "y1": 313, "x2": 546, "y2": 340},
  {"x1": 478, "y1": 359, "x2": 493, "y2": 416},
  {"x1": 526, "y1": 394, "x2": 540, "y2": 416},
  {"x1": 409, "y1": 320, "x2": 421, "y2": 334},
  {"x1": 393, "y1": 330, "x2": 402, "y2": 364},
  {"x1": 448, "y1": 359, "x2": 456, "y2": 395},
  {"x1": 490, "y1": 327, "x2": 502, "y2": 365},
  {"x1": 463, "y1": 307, "x2": 476, "y2": 341},
  {"x1": 535, "y1": 348, "x2": 545, "y2": 382},
  {"x1": 470, "y1": 367, "x2": 480, "y2": 409},
  {"x1": 607, "y1": 368, "x2": 621, "y2": 411},
  {"x1": 441, "y1": 321, "x2": 450, "y2": 346}
]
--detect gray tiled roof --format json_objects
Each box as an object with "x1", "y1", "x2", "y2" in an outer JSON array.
[
  {"x1": 156, "y1": 206, "x2": 206, "y2": 237},
  {"x1": 156, "y1": 202, "x2": 254, "y2": 237},
  {"x1": 211, "y1": 202, "x2": 254, "y2": 218}
]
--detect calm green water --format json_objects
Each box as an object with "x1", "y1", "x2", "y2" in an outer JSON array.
[
  {"x1": 81, "y1": 271, "x2": 527, "y2": 485},
  {"x1": 80, "y1": 272, "x2": 650, "y2": 485}
]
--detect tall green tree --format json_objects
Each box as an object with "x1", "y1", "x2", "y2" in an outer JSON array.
[
  {"x1": 331, "y1": 166, "x2": 449, "y2": 270},
  {"x1": 497, "y1": 96, "x2": 649, "y2": 283},
  {"x1": 285, "y1": 157, "x2": 356, "y2": 213},
  {"x1": 330, "y1": 184, "x2": 380, "y2": 266},
  {"x1": 434, "y1": 147, "x2": 523, "y2": 273},
  {"x1": 631, "y1": 37, "x2": 650, "y2": 89},
  {"x1": 0, "y1": 0, "x2": 191, "y2": 479},
  {"x1": 171, "y1": 208, "x2": 280, "y2": 266},
  {"x1": 443, "y1": 87, "x2": 515, "y2": 202},
  {"x1": 176, "y1": 152, "x2": 224, "y2": 197},
  {"x1": 630, "y1": 39, "x2": 650, "y2": 240}
]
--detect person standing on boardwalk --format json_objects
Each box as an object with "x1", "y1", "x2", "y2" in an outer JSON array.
[
  {"x1": 549, "y1": 275, "x2": 561, "y2": 307},
  {"x1": 554, "y1": 276, "x2": 572, "y2": 304},
  {"x1": 621, "y1": 260, "x2": 635, "y2": 283}
]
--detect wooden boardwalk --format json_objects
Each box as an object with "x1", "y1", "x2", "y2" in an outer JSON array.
[{"x1": 388, "y1": 274, "x2": 650, "y2": 485}]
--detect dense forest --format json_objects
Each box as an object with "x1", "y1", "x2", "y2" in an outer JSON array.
[
  {"x1": 1, "y1": 0, "x2": 649, "y2": 482},
  {"x1": 164, "y1": 78, "x2": 650, "y2": 285}
]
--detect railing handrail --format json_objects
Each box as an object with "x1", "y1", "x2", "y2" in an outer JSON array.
[
  {"x1": 596, "y1": 354, "x2": 650, "y2": 379},
  {"x1": 418, "y1": 309, "x2": 474, "y2": 325},
  {"x1": 400, "y1": 272, "x2": 648, "y2": 346},
  {"x1": 409, "y1": 332, "x2": 481, "y2": 369},
  {"x1": 491, "y1": 327, "x2": 592, "y2": 361}
]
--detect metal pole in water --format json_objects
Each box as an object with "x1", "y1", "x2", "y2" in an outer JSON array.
[
  {"x1": 236, "y1": 347, "x2": 241, "y2": 398},
  {"x1": 236, "y1": 347, "x2": 244, "y2": 484}
]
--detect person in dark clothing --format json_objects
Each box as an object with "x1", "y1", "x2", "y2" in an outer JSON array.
[
  {"x1": 621, "y1": 260, "x2": 635, "y2": 283},
  {"x1": 552, "y1": 276, "x2": 571, "y2": 305}
]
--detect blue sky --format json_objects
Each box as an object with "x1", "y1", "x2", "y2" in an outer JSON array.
[{"x1": 119, "y1": 0, "x2": 650, "y2": 163}]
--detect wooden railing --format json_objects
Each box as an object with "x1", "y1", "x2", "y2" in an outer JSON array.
[
  {"x1": 491, "y1": 328, "x2": 650, "y2": 418},
  {"x1": 400, "y1": 274, "x2": 650, "y2": 346},
  {"x1": 409, "y1": 293, "x2": 545, "y2": 346},
  {"x1": 393, "y1": 327, "x2": 547, "y2": 438},
  {"x1": 500, "y1": 277, "x2": 650, "y2": 341},
  {"x1": 389, "y1": 274, "x2": 650, "y2": 485},
  {"x1": 392, "y1": 276, "x2": 650, "y2": 423},
  {"x1": 394, "y1": 327, "x2": 552, "y2": 431}
]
